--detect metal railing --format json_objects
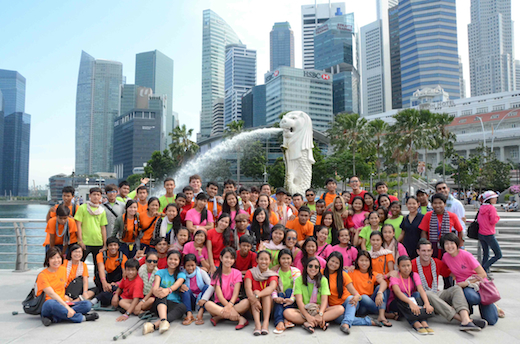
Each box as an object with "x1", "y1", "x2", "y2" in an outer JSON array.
[{"x1": 0, "y1": 219, "x2": 47, "y2": 271}]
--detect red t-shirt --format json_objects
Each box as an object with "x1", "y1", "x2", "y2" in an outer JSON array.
[
  {"x1": 207, "y1": 228, "x2": 226, "y2": 266},
  {"x1": 244, "y1": 270, "x2": 277, "y2": 291},
  {"x1": 349, "y1": 190, "x2": 367, "y2": 204},
  {"x1": 418, "y1": 211, "x2": 463, "y2": 236},
  {"x1": 234, "y1": 250, "x2": 257, "y2": 271},
  {"x1": 180, "y1": 202, "x2": 194, "y2": 224},
  {"x1": 139, "y1": 256, "x2": 167, "y2": 270},
  {"x1": 375, "y1": 195, "x2": 399, "y2": 207},
  {"x1": 411, "y1": 258, "x2": 451, "y2": 290},
  {"x1": 119, "y1": 276, "x2": 144, "y2": 300}
]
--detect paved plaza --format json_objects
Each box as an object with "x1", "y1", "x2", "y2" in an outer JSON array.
[{"x1": 0, "y1": 269, "x2": 519, "y2": 344}]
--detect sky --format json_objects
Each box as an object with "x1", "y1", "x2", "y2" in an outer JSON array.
[{"x1": 0, "y1": 0, "x2": 519, "y2": 187}]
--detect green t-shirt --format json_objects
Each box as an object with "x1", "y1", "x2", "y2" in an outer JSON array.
[
  {"x1": 327, "y1": 228, "x2": 332, "y2": 245},
  {"x1": 294, "y1": 275, "x2": 330, "y2": 304},
  {"x1": 307, "y1": 203, "x2": 316, "y2": 212},
  {"x1": 266, "y1": 248, "x2": 280, "y2": 268},
  {"x1": 279, "y1": 270, "x2": 293, "y2": 293},
  {"x1": 420, "y1": 206, "x2": 428, "y2": 215},
  {"x1": 159, "y1": 195, "x2": 176, "y2": 212},
  {"x1": 359, "y1": 225, "x2": 381, "y2": 251},
  {"x1": 116, "y1": 196, "x2": 131, "y2": 204},
  {"x1": 74, "y1": 204, "x2": 108, "y2": 246},
  {"x1": 384, "y1": 216, "x2": 404, "y2": 239}
]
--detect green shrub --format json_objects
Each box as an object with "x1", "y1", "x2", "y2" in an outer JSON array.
[{"x1": 504, "y1": 194, "x2": 511, "y2": 201}]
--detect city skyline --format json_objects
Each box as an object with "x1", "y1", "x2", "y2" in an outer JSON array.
[{"x1": 0, "y1": 0, "x2": 519, "y2": 186}]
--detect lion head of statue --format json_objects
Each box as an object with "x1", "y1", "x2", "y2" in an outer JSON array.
[{"x1": 280, "y1": 111, "x2": 315, "y2": 163}]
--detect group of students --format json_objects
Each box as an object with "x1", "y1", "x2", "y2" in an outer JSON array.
[{"x1": 35, "y1": 174, "x2": 503, "y2": 336}]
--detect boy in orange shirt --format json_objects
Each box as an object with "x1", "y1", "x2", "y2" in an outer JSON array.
[
  {"x1": 111, "y1": 259, "x2": 144, "y2": 321},
  {"x1": 285, "y1": 206, "x2": 314, "y2": 245},
  {"x1": 321, "y1": 178, "x2": 338, "y2": 207},
  {"x1": 43, "y1": 204, "x2": 77, "y2": 253},
  {"x1": 46, "y1": 186, "x2": 78, "y2": 221},
  {"x1": 136, "y1": 186, "x2": 149, "y2": 214}
]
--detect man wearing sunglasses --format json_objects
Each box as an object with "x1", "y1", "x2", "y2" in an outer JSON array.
[{"x1": 435, "y1": 182, "x2": 466, "y2": 236}]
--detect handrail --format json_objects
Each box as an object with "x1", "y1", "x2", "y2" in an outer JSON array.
[{"x1": 0, "y1": 219, "x2": 47, "y2": 271}]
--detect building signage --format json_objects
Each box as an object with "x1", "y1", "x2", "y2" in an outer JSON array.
[
  {"x1": 417, "y1": 100, "x2": 455, "y2": 110},
  {"x1": 142, "y1": 126, "x2": 155, "y2": 130},
  {"x1": 303, "y1": 71, "x2": 331, "y2": 80},
  {"x1": 315, "y1": 24, "x2": 329, "y2": 35},
  {"x1": 336, "y1": 23, "x2": 352, "y2": 31},
  {"x1": 265, "y1": 70, "x2": 279, "y2": 83}
]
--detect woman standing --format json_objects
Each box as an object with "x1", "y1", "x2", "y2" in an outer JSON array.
[
  {"x1": 112, "y1": 200, "x2": 141, "y2": 258},
  {"x1": 220, "y1": 192, "x2": 247, "y2": 229},
  {"x1": 138, "y1": 197, "x2": 161, "y2": 253},
  {"x1": 186, "y1": 193, "x2": 214, "y2": 234},
  {"x1": 207, "y1": 213, "x2": 232, "y2": 273},
  {"x1": 400, "y1": 196, "x2": 424, "y2": 258},
  {"x1": 477, "y1": 191, "x2": 502, "y2": 274}
]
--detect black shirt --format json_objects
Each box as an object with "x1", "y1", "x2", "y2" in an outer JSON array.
[{"x1": 401, "y1": 213, "x2": 424, "y2": 259}]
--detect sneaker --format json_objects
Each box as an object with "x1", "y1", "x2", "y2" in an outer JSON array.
[
  {"x1": 425, "y1": 327, "x2": 435, "y2": 335},
  {"x1": 41, "y1": 316, "x2": 52, "y2": 327},
  {"x1": 159, "y1": 320, "x2": 170, "y2": 334},
  {"x1": 85, "y1": 312, "x2": 99, "y2": 322},
  {"x1": 472, "y1": 319, "x2": 488, "y2": 329},
  {"x1": 459, "y1": 322, "x2": 481, "y2": 332},
  {"x1": 142, "y1": 322, "x2": 155, "y2": 335},
  {"x1": 273, "y1": 322, "x2": 285, "y2": 334},
  {"x1": 416, "y1": 327, "x2": 428, "y2": 335}
]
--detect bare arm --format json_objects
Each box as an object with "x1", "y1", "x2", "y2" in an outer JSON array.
[{"x1": 76, "y1": 221, "x2": 85, "y2": 249}]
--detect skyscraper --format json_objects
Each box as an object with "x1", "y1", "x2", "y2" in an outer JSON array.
[
  {"x1": 314, "y1": 14, "x2": 360, "y2": 115},
  {"x1": 75, "y1": 51, "x2": 122, "y2": 175},
  {"x1": 200, "y1": 9, "x2": 242, "y2": 140},
  {"x1": 135, "y1": 50, "x2": 174, "y2": 149},
  {"x1": 301, "y1": 2, "x2": 346, "y2": 70},
  {"x1": 516, "y1": 60, "x2": 520, "y2": 91},
  {"x1": 468, "y1": 0, "x2": 515, "y2": 97},
  {"x1": 3, "y1": 112, "x2": 30, "y2": 196},
  {"x1": 0, "y1": 69, "x2": 25, "y2": 117},
  {"x1": 211, "y1": 98, "x2": 224, "y2": 136},
  {"x1": 0, "y1": 91, "x2": 3, "y2": 192},
  {"x1": 242, "y1": 85, "x2": 267, "y2": 129},
  {"x1": 224, "y1": 44, "x2": 256, "y2": 127},
  {"x1": 399, "y1": 0, "x2": 460, "y2": 107},
  {"x1": 270, "y1": 22, "x2": 294, "y2": 71},
  {"x1": 388, "y1": 3, "x2": 402, "y2": 109}
]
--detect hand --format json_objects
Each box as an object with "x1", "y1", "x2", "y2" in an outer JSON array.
[
  {"x1": 341, "y1": 210, "x2": 349, "y2": 218},
  {"x1": 346, "y1": 265, "x2": 355, "y2": 273},
  {"x1": 273, "y1": 297, "x2": 284, "y2": 304},
  {"x1": 283, "y1": 298, "x2": 294, "y2": 307},
  {"x1": 387, "y1": 270, "x2": 399, "y2": 278},
  {"x1": 66, "y1": 306, "x2": 76, "y2": 318},
  {"x1": 229, "y1": 307, "x2": 240, "y2": 321},
  {"x1": 425, "y1": 304, "x2": 434, "y2": 314},
  {"x1": 252, "y1": 299, "x2": 262, "y2": 312},
  {"x1": 141, "y1": 178, "x2": 150, "y2": 185},
  {"x1": 349, "y1": 295, "x2": 360, "y2": 306},
  {"x1": 180, "y1": 285, "x2": 189, "y2": 293},
  {"x1": 288, "y1": 215, "x2": 296, "y2": 221},
  {"x1": 221, "y1": 303, "x2": 233, "y2": 318},
  {"x1": 102, "y1": 281, "x2": 112, "y2": 293},
  {"x1": 410, "y1": 304, "x2": 421, "y2": 316},
  {"x1": 210, "y1": 266, "x2": 217, "y2": 274},
  {"x1": 100, "y1": 246, "x2": 107, "y2": 252},
  {"x1": 116, "y1": 315, "x2": 129, "y2": 322},
  {"x1": 79, "y1": 242, "x2": 86, "y2": 250},
  {"x1": 375, "y1": 294, "x2": 383, "y2": 307},
  {"x1": 467, "y1": 277, "x2": 478, "y2": 284},
  {"x1": 197, "y1": 299, "x2": 207, "y2": 307},
  {"x1": 135, "y1": 250, "x2": 145, "y2": 259},
  {"x1": 154, "y1": 288, "x2": 170, "y2": 299},
  {"x1": 306, "y1": 315, "x2": 316, "y2": 327},
  {"x1": 196, "y1": 247, "x2": 203, "y2": 253},
  {"x1": 111, "y1": 295, "x2": 119, "y2": 308},
  {"x1": 314, "y1": 314, "x2": 324, "y2": 327}
]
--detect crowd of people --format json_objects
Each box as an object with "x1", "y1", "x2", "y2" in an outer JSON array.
[{"x1": 35, "y1": 174, "x2": 505, "y2": 337}]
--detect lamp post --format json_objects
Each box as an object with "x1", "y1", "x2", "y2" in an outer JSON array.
[
  {"x1": 475, "y1": 116, "x2": 486, "y2": 150},
  {"x1": 490, "y1": 110, "x2": 514, "y2": 153}
]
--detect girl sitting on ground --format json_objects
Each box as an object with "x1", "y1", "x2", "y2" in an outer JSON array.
[
  {"x1": 134, "y1": 251, "x2": 158, "y2": 315},
  {"x1": 332, "y1": 228, "x2": 358, "y2": 272},
  {"x1": 180, "y1": 254, "x2": 214, "y2": 326},
  {"x1": 293, "y1": 237, "x2": 326, "y2": 272},
  {"x1": 272, "y1": 249, "x2": 301, "y2": 334},
  {"x1": 259, "y1": 224, "x2": 286, "y2": 268}
]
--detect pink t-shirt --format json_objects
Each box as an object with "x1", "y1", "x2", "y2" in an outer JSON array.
[
  {"x1": 352, "y1": 212, "x2": 368, "y2": 229},
  {"x1": 397, "y1": 243, "x2": 407, "y2": 256},
  {"x1": 316, "y1": 244, "x2": 334, "y2": 260},
  {"x1": 477, "y1": 204, "x2": 500, "y2": 236},
  {"x1": 182, "y1": 241, "x2": 209, "y2": 265},
  {"x1": 442, "y1": 249, "x2": 480, "y2": 283},
  {"x1": 185, "y1": 208, "x2": 214, "y2": 227},
  {"x1": 388, "y1": 272, "x2": 422, "y2": 305},
  {"x1": 189, "y1": 276, "x2": 201, "y2": 295},
  {"x1": 211, "y1": 268, "x2": 243, "y2": 304},
  {"x1": 218, "y1": 209, "x2": 247, "y2": 229},
  {"x1": 293, "y1": 251, "x2": 326, "y2": 272},
  {"x1": 332, "y1": 245, "x2": 358, "y2": 267}
]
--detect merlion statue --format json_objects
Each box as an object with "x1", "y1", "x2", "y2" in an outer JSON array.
[{"x1": 280, "y1": 111, "x2": 315, "y2": 196}]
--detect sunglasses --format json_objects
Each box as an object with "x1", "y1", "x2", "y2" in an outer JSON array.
[
  {"x1": 286, "y1": 237, "x2": 297, "y2": 241},
  {"x1": 306, "y1": 194, "x2": 314, "y2": 197},
  {"x1": 146, "y1": 259, "x2": 158, "y2": 264},
  {"x1": 107, "y1": 191, "x2": 117, "y2": 194},
  {"x1": 308, "y1": 264, "x2": 320, "y2": 269}
]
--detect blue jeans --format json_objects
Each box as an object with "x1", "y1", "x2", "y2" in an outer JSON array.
[
  {"x1": 357, "y1": 285, "x2": 389, "y2": 316},
  {"x1": 479, "y1": 234, "x2": 502, "y2": 272},
  {"x1": 463, "y1": 287, "x2": 498, "y2": 325},
  {"x1": 273, "y1": 289, "x2": 296, "y2": 325},
  {"x1": 181, "y1": 285, "x2": 209, "y2": 313},
  {"x1": 335, "y1": 296, "x2": 372, "y2": 326},
  {"x1": 41, "y1": 300, "x2": 91, "y2": 323}
]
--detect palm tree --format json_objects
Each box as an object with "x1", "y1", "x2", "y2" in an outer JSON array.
[
  {"x1": 367, "y1": 119, "x2": 388, "y2": 179},
  {"x1": 327, "y1": 113, "x2": 368, "y2": 176},
  {"x1": 169, "y1": 124, "x2": 199, "y2": 167},
  {"x1": 432, "y1": 113, "x2": 456, "y2": 181},
  {"x1": 224, "y1": 120, "x2": 245, "y2": 184}
]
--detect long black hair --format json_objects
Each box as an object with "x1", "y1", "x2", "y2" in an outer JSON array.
[
  {"x1": 195, "y1": 193, "x2": 209, "y2": 223},
  {"x1": 123, "y1": 199, "x2": 141, "y2": 239},
  {"x1": 301, "y1": 236, "x2": 318, "y2": 268},
  {"x1": 364, "y1": 192, "x2": 376, "y2": 211},
  {"x1": 216, "y1": 213, "x2": 232, "y2": 247},
  {"x1": 355, "y1": 250, "x2": 373, "y2": 278},
  {"x1": 302, "y1": 256, "x2": 322, "y2": 289},
  {"x1": 166, "y1": 250, "x2": 182, "y2": 279},
  {"x1": 251, "y1": 207, "x2": 271, "y2": 244},
  {"x1": 321, "y1": 210, "x2": 339, "y2": 245},
  {"x1": 221, "y1": 191, "x2": 240, "y2": 225},
  {"x1": 323, "y1": 251, "x2": 345, "y2": 298},
  {"x1": 212, "y1": 247, "x2": 236, "y2": 290}
]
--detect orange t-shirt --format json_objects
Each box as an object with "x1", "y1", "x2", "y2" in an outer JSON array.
[
  {"x1": 137, "y1": 202, "x2": 148, "y2": 214},
  {"x1": 43, "y1": 217, "x2": 78, "y2": 246},
  {"x1": 36, "y1": 266, "x2": 67, "y2": 301},
  {"x1": 138, "y1": 211, "x2": 158, "y2": 245},
  {"x1": 348, "y1": 269, "x2": 379, "y2": 296},
  {"x1": 207, "y1": 200, "x2": 222, "y2": 217},
  {"x1": 316, "y1": 215, "x2": 323, "y2": 225},
  {"x1": 121, "y1": 217, "x2": 139, "y2": 243},
  {"x1": 249, "y1": 211, "x2": 279, "y2": 226},
  {"x1": 62, "y1": 259, "x2": 89, "y2": 285},
  {"x1": 96, "y1": 251, "x2": 128, "y2": 274},
  {"x1": 49, "y1": 204, "x2": 79, "y2": 218},
  {"x1": 371, "y1": 254, "x2": 394, "y2": 275},
  {"x1": 327, "y1": 270, "x2": 352, "y2": 306},
  {"x1": 286, "y1": 219, "x2": 314, "y2": 241},
  {"x1": 322, "y1": 193, "x2": 337, "y2": 207}
]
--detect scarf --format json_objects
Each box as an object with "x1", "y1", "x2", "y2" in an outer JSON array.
[
  {"x1": 416, "y1": 257, "x2": 437, "y2": 292},
  {"x1": 66, "y1": 260, "x2": 83, "y2": 280},
  {"x1": 306, "y1": 276, "x2": 320, "y2": 304},
  {"x1": 138, "y1": 263, "x2": 157, "y2": 295},
  {"x1": 384, "y1": 238, "x2": 400, "y2": 269},
  {"x1": 368, "y1": 246, "x2": 393, "y2": 259},
  {"x1": 87, "y1": 201, "x2": 104, "y2": 216},
  {"x1": 55, "y1": 218, "x2": 71, "y2": 245},
  {"x1": 263, "y1": 240, "x2": 286, "y2": 251},
  {"x1": 160, "y1": 216, "x2": 175, "y2": 240},
  {"x1": 275, "y1": 267, "x2": 300, "y2": 293},
  {"x1": 185, "y1": 266, "x2": 206, "y2": 293},
  {"x1": 429, "y1": 211, "x2": 451, "y2": 249},
  {"x1": 277, "y1": 203, "x2": 289, "y2": 225},
  {"x1": 250, "y1": 266, "x2": 278, "y2": 282},
  {"x1": 209, "y1": 198, "x2": 219, "y2": 217}
]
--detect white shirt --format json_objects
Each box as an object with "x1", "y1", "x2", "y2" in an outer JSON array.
[{"x1": 446, "y1": 195, "x2": 466, "y2": 232}]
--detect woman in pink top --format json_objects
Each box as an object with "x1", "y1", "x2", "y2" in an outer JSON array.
[
  {"x1": 476, "y1": 191, "x2": 502, "y2": 273},
  {"x1": 441, "y1": 233, "x2": 500, "y2": 325},
  {"x1": 293, "y1": 237, "x2": 326, "y2": 272},
  {"x1": 332, "y1": 228, "x2": 358, "y2": 271},
  {"x1": 314, "y1": 225, "x2": 334, "y2": 260},
  {"x1": 185, "y1": 193, "x2": 214, "y2": 235},
  {"x1": 182, "y1": 229, "x2": 210, "y2": 271},
  {"x1": 220, "y1": 192, "x2": 247, "y2": 230}
]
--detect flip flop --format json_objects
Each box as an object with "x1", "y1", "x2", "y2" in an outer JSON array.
[
  {"x1": 301, "y1": 322, "x2": 314, "y2": 334},
  {"x1": 379, "y1": 319, "x2": 392, "y2": 327},
  {"x1": 371, "y1": 319, "x2": 383, "y2": 327},
  {"x1": 195, "y1": 318, "x2": 205, "y2": 325},
  {"x1": 210, "y1": 318, "x2": 218, "y2": 327},
  {"x1": 261, "y1": 329, "x2": 269, "y2": 335},
  {"x1": 182, "y1": 316, "x2": 195, "y2": 325},
  {"x1": 235, "y1": 320, "x2": 249, "y2": 330}
]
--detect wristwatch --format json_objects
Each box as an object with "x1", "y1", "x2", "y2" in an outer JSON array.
[{"x1": 318, "y1": 311, "x2": 324, "y2": 316}]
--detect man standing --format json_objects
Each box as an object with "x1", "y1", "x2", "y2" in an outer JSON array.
[
  {"x1": 286, "y1": 206, "x2": 314, "y2": 245},
  {"x1": 158, "y1": 178, "x2": 176, "y2": 213},
  {"x1": 206, "y1": 181, "x2": 222, "y2": 218},
  {"x1": 348, "y1": 176, "x2": 366, "y2": 204},
  {"x1": 102, "y1": 184, "x2": 125, "y2": 236},
  {"x1": 435, "y1": 182, "x2": 466, "y2": 235},
  {"x1": 416, "y1": 189, "x2": 433, "y2": 215}
]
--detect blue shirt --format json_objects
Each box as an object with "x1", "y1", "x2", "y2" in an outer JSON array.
[{"x1": 155, "y1": 268, "x2": 187, "y2": 303}]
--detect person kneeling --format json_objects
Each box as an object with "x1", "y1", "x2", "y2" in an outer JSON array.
[{"x1": 111, "y1": 259, "x2": 144, "y2": 321}]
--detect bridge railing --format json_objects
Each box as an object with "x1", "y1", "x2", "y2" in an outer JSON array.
[{"x1": 0, "y1": 219, "x2": 46, "y2": 271}]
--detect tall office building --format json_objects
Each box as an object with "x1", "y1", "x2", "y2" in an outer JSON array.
[
  {"x1": 200, "y1": 9, "x2": 242, "y2": 140},
  {"x1": 135, "y1": 50, "x2": 173, "y2": 149},
  {"x1": 224, "y1": 44, "x2": 256, "y2": 127},
  {"x1": 399, "y1": 0, "x2": 460, "y2": 107},
  {"x1": 516, "y1": 60, "x2": 520, "y2": 90},
  {"x1": 469, "y1": 0, "x2": 515, "y2": 97},
  {"x1": 75, "y1": 51, "x2": 122, "y2": 175},
  {"x1": 265, "y1": 67, "x2": 333, "y2": 131},
  {"x1": 314, "y1": 14, "x2": 360, "y2": 115},
  {"x1": 211, "y1": 98, "x2": 224, "y2": 136},
  {"x1": 270, "y1": 22, "x2": 295, "y2": 71},
  {"x1": 3, "y1": 112, "x2": 30, "y2": 196},
  {"x1": 301, "y1": 2, "x2": 346, "y2": 70},
  {"x1": 242, "y1": 85, "x2": 267, "y2": 129},
  {"x1": 388, "y1": 3, "x2": 402, "y2": 109},
  {"x1": 0, "y1": 91, "x2": 3, "y2": 192},
  {"x1": 0, "y1": 69, "x2": 25, "y2": 117},
  {"x1": 459, "y1": 57, "x2": 466, "y2": 99}
]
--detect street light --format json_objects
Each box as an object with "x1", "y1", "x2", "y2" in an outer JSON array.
[
  {"x1": 490, "y1": 110, "x2": 515, "y2": 152},
  {"x1": 475, "y1": 116, "x2": 486, "y2": 150}
]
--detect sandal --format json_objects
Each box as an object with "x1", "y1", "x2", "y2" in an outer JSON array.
[
  {"x1": 496, "y1": 305, "x2": 505, "y2": 318},
  {"x1": 379, "y1": 319, "x2": 392, "y2": 327},
  {"x1": 322, "y1": 322, "x2": 330, "y2": 331},
  {"x1": 195, "y1": 317, "x2": 205, "y2": 325},
  {"x1": 235, "y1": 320, "x2": 249, "y2": 330},
  {"x1": 371, "y1": 319, "x2": 383, "y2": 327},
  {"x1": 340, "y1": 324, "x2": 350, "y2": 335},
  {"x1": 301, "y1": 322, "x2": 315, "y2": 334},
  {"x1": 273, "y1": 322, "x2": 285, "y2": 334},
  {"x1": 284, "y1": 320, "x2": 295, "y2": 328},
  {"x1": 182, "y1": 315, "x2": 195, "y2": 325},
  {"x1": 261, "y1": 329, "x2": 269, "y2": 335},
  {"x1": 253, "y1": 329, "x2": 261, "y2": 336},
  {"x1": 210, "y1": 317, "x2": 218, "y2": 327}
]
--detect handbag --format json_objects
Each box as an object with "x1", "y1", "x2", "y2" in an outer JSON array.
[
  {"x1": 65, "y1": 276, "x2": 84, "y2": 299},
  {"x1": 473, "y1": 275, "x2": 501, "y2": 305},
  {"x1": 22, "y1": 275, "x2": 46, "y2": 315},
  {"x1": 467, "y1": 210, "x2": 480, "y2": 240}
]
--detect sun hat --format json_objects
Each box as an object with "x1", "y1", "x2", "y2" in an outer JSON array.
[{"x1": 481, "y1": 191, "x2": 498, "y2": 203}]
